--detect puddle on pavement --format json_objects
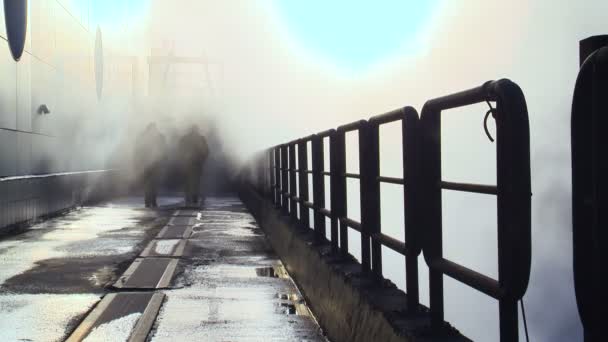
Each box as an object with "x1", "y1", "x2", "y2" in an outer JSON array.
[
  {"x1": 88, "y1": 266, "x2": 116, "y2": 287},
  {"x1": 275, "y1": 293, "x2": 312, "y2": 316},
  {"x1": 255, "y1": 264, "x2": 289, "y2": 279}
]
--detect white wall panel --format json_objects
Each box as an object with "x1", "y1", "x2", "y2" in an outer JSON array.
[
  {"x1": 0, "y1": 129, "x2": 17, "y2": 177},
  {"x1": 17, "y1": 52, "x2": 32, "y2": 132},
  {"x1": 0, "y1": 40, "x2": 16, "y2": 130}
]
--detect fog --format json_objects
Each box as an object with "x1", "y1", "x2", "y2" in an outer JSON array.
[{"x1": 75, "y1": 0, "x2": 606, "y2": 340}]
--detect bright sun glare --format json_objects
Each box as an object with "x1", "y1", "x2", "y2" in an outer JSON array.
[{"x1": 273, "y1": 0, "x2": 442, "y2": 71}]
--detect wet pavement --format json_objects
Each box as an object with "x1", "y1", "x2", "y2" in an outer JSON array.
[
  {"x1": 0, "y1": 196, "x2": 179, "y2": 342},
  {"x1": 148, "y1": 197, "x2": 328, "y2": 341},
  {"x1": 0, "y1": 196, "x2": 328, "y2": 342}
]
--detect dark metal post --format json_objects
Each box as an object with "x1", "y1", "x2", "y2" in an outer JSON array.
[
  {"x1": 359, "y1": 122, "x2": 377, "y2": 275},
  {"x1": 580, "y1": 35, "x2": 608, "y2": 66},
  {"x1": 403, "y1": 108, "x2": 421, "y2": 312},
  {"x1": 280, "y1": 145, "x2": 289, "y2": 215},
  {"x1": 266, "y1": 150, "x2": 272, "y2": 199},
  {"x1": 312, "y1": 135, "x2": 327, "y2": 241},
  {"x1": 289, "y1": 143, "x2": 298, "y2": 220},
  {"x1": 572, "y1": 36, "x2": 608, "y2": 342},
  {"x1": 420, "y1": 103, "x2": 445, "y2": 328},
  {"x1": 274, "y1": 147, "x2": 281, "y2": 207},
  {"x1": 331, "y1": 131, "x2": 347, "y2": 255},
  {"x1": 329, "y1": 134, "x2": 340, "y2": 252},
  {"x1": 298, "y1": 140, "x2": 310, "y2": 228},
  {"x1": 499, "y1": 299, "x2": 518, "y2": 342}
]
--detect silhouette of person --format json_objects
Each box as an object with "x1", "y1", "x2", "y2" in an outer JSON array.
[
  {"x1": 135, "y1": 123, "x2": 167, "y2": 207},
  {"x1": 178, "y1": 125, "x2": 209, "y2": 206}
]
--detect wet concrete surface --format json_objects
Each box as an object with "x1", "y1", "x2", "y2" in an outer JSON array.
[
  {"x1": 0, "y1": 196, "x2": 181, "y2": 342},
  {"x1": 149, "y1": 197, "x2": 328, "y2": 342},
  {"x1": 0, "y1": 195, "x2": 328, "y2": 341}
]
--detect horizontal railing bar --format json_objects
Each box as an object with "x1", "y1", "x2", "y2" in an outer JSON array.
[
  {"x1": 378, "y1": 176, "x2": 404, "y2": 185},
  {"x1": 298, "y1": 135, "x2": 315, "y2": 143},
  {"x1": 440, "y1": 181, "x2": 497, "y2": 195},
  {"x1": 423, "y1": 80, "x2": 498, "y2": 111},
  {"x1": 368, "y1": 108, "x2": 405, "y2": 126},
  {"x1": 319, "y1": 208, "x2": 331, "y2": 217},
  {"x1": 430, "y1": 258, "x2": 504, "y2": 299},
  {"x1": 339, "y1": 217, "x2": 362, "y2": 232},
  {"x1": 372, "y1": 232, "x2": 407, "y2": 255},
  {"x1": 303, "y1": 201, "x2": 315, "y2": 209},
  {"x1": 344, "y1": 173, "x2": 360, "y2": 179},
  {"x1": 302, "y1": 170, "x2": 330, "y2": 175},
  {"x1": 316, "y1": 129, "x2": 335, "y2": 138},
  {"x1": 338, "y1": 119, "x2": 366, "y2": 133}
]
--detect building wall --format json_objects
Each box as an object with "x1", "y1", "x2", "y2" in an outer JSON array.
[
  {"x1": 0, "y1": 1, "x2": 138, "y2": 230},
  {"x1": 0, "y1": 0, "x2": 137, "y2": 178}
]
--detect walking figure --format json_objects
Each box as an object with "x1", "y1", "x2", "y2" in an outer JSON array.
[
  {"x1": 178, "y1": 125, "x2": 209, "y2": 206},
  {"x1": 135, "y1": 123, "x2": 167, "y2": 207}
]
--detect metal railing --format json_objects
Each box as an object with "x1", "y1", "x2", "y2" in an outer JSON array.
[
  {"x1": 250, "y1": 79, "x2": 531, "y2": 342},
  {"x1": 571, "y1": 36, "x2": 608, "y2": 342},
  {"x1": 420, "y1": 79, "x2": 531, "y2": 341}
]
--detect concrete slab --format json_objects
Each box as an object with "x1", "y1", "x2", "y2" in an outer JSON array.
[
  {"x1": 66, "y1": 292, "x2": 164, "y2": 342},
  {"x1": 114, "y1": 258, "x2": 179, "y2": 289},
  {"x1": 167, "y1": 216, "x2": 195, "y2": 226},
  {"x1": 148, "y1": 197, "x2": 327, "y2": 342},
  {"x1": 156, "y1": 225, "x2": 193, "y2": 239},
  {"x1": 140, "y1": 239, "x2": 187, "y2": 257},
  {"x1": 172, "y1": 209, "x2": 200, "y2": 217},
  {"x1": 0, "y1": 197, "x2": 173, "y2": 341}
]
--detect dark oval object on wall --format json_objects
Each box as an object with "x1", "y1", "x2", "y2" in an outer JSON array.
[
  {"x1": 4, "y1": 0, "x2": 28, "y2": 61},
  {"x1": 95, "y1": 26, "x2": 103, "y2": 99}
]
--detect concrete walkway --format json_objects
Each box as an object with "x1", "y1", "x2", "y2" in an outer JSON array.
[{"x1": 0, "y1": 196, "x2": 327, "y2": 341}]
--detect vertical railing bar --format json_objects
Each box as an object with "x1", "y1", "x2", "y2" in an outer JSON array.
[
  {"x1": 274, "y1": 147, "x2": 280, "y2": 208},
  {"x1": 421, "y1": 102, "x2": 445, "y2": 328},
  {"x1": 298, "y1": 140, "x2": 310, "y2": 229},
  {"x1": 359, "y1": 123, "x2": 371, "y2": 273},
  {"x1": 329, "y1": 135, "x2": 340, "y2": 252},
  {"x1": 331, "y1": 131, "x2": 347, "y2": 255},
  {"x1": 368, "y1": 122, "x2": 382, "y2": 279},
  {"x1": 289, "y1": 143, "x2": 298, "y2": 220},
  {"x1": 281, "y1": 145, "x2": 289, "y2": 215},
  {"x1": 403, "y1": 107, "x2": 421, "y2": 313},
  {"x1": 312, "y1": 135, "x2": 327, "y2": 242}
]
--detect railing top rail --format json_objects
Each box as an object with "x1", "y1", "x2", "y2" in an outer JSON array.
[
  {"x1": 337, "y1": 119, "x2": 367, "y2": 133},
  {"x1": 422, "y1": 79, "x2": 523, "y2": 111},
  {"x1": 368, "y1": 106, "x2": 418, "y2": 126},
  {"x1": 316, "y1": 128, "x2": 335, "y2": 138}
]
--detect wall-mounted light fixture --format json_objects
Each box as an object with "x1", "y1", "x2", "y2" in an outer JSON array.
[{"x1": 37, "y1": 104, "x2": 50, "y2": 115}]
